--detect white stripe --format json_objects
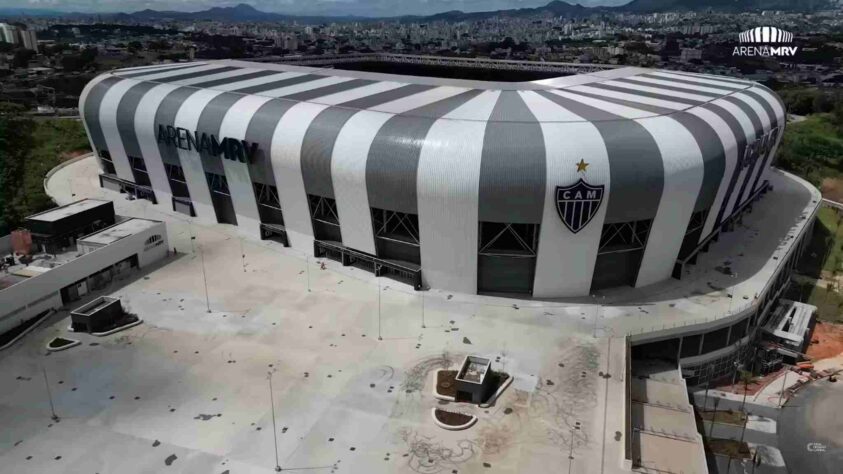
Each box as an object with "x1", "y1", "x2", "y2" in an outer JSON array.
[
  {"x1": 687, "y1": 107, "x2": 739, "y2": 240},
  {"x1": 603, "y1": 79, "x2": 716, "y2": 102},
  {"x1": 331, "y1": 110, "x2": 392, "y2": 255},
  {"x1": 417, "y1": 90, "x2": 500, "y2": 294},
  {"x1": 169, "y1": 67, "x2": 260, "y2": 86},
  {"x1": 635, "y1": 116, "x2": 704, "y2": 288},
  {"x1": 520, "y1": 90, "x2": 610, "y2": 297},
  {"x1": 620, "y1": 75, "x2": 733, "y2": 96},
  {"x1": 218, "y1": 95, "x2": 274, "y2": 238},
  {"x1": 130, "y1": 63, "x2": 227, "y2": 81},
  {"x1": 134, "y1": 83, "x2": 181, "y2": 210},
  {"x1": 99, "y1": 79, "x2": 140, "y2": 181},
  {"x1": 712, "y1": 98, "x2": 756, "y2": 221},
  {"x1": 731, "y1": 92, "x2": 772, "y2": 208},
  {"x1": 369, "y1": 86, "x2": 469, "y2": 114},
  {"x1": 260, "y1": 76, "x2": 354, "y2": 98},
  {"x1": 115, "y1": 62, "x2": 205, "y2": 74},
  {"x1": 748, "y1": 87, "x2": 786, "y2": 190},
  {"x1": 548, "y1": 89, "x2": 657, "y2": 119},
  {"x1": 79, "y1": 73, "x2": 112, "y2": 174},
  {"x1": 309, "y1": 81, "x2": 407, "y2": 106},
  {"x1": 213, "y1": 72, "x2": 303, "y2": 92},
  {"x1": 570, "y1": 85, "x2": 692, "y2": 110},
  {"x1": 651, "y1": 72, "x2": 749, "y2": 90},
  {"x1": 270, "y1": 102, "x2": 328, "y2": 251},
  {"x1": 173, "y1": 89, "x2": 224, "y2": 225}
]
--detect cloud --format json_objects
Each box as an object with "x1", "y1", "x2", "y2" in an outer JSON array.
[{"x1": 7, "y1": 0, "x2": 629, "y2": 16}]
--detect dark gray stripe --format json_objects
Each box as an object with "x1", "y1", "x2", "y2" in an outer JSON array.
[
  {"x1": 670, "y1": 112, "x2": 726, "y2": 213},
  {"x1": 190, "y1": 69, "x2": 278, "y2": 88},
  {"x1": 116, "y1": 81, "x2": 159, "y2": 160},
  {"x1": 366, "y1": 89, "x2": 482, "y2": 214},
  {"x1": 478, "y1": 91, "x2": 545, "y2": 223},
  {"x1": 338, "y1": 84, "x2": 433, "y2": 109},
  {"x1": 560, "y1": 89, "x2": 678, "y2": 115},
  {"x1": 116, "y1": 63, "x2": 204, "y2": 78},
  {"x1": 748, "y1": 88, "x2": 785, "y2": 193},
  {"x1": 152, "y1": 66, "x2": 240, "y2": 84},
  {"x1": 740, "y1": 90, "x2": 776, "y2": 128},
  {"x1": 196, "y1": 92, "x2": 243, "y2": 176},
  {"x1": 281, "y1": 79, "x2": 375, "y2": 101},
  {"x1": 83, "y1": 76, "x2": 123, "y2": 156},
  {"x1": 536, "y1": 90, "x2": 664, "y2": 224},
  {"x1": 721, "y1": 96, "x2": 763, "y2": 214},
  {"x1": 234, "y1": 74, "x2": 323, "y2": 95},
  {"x1": 300, "y1": 85, "x2": 436, "y2": 199},
  {"x1": 245, "y1": 99, "x2": 299, "y2": 186},
  {"x1": 576, "y1": 83, "x2": 705, "y2": 106},
  {"x1": 613, "y1": 77, "x2": 722, "y2": 98},
  {"x1": 699, "y1": 103, "x2": 750, "y2": 228},
  {"x1": 640, "y1": 73, "x2": 743, "y2": 92},
  {"x1": 301, "y1": 108, "x2": 357, "y2": 198},
  {"x1": 154, "y1": 87, "x2": 200, "y2": 166},
  {"x1": 668, "y1": 70, "x2": 755, "y2": 87}
]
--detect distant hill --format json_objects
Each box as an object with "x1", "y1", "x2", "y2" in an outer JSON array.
[{"x1": 3, "y1": 0, "x2": 834, "y2": 23}]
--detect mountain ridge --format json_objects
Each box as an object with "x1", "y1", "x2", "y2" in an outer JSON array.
[{"x1": 1, "y1": 0, "x2": 831, "y2": 23}]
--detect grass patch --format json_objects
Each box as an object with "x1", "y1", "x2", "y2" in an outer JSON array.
[
  {"x1": 708, "y1": 438, "x2": 753, "y2": 459},
  {"x1": 698, "y1": 409, "x2": 747, "y2": 426},
  {"x1": 785, "y1": 282, "x2": 843, "y2": 323},
  {"x1": 777, "y1": 113, "x2": 843, "y2": 188},
  {"x1": 797, "y1": 206, "x2": 843, "y2": 278}
]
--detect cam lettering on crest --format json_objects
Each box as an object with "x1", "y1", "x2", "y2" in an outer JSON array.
[
  {"x1": 556, "y1": 178, "x2": 604, "y2": 234},
  {"x1": 156, "y1": 124, "x2": 259, "y2": 164}
]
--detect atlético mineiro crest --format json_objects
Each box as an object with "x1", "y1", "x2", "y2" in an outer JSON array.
[{"x1": 556, "y1": 178, "x2": 604, "y2": 234}]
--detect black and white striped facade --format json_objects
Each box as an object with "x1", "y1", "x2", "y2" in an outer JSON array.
[{"x1": 79, "y1": 60, "x2": 786, "y2": 298}]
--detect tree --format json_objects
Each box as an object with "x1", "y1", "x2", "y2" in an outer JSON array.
[
  {"x1": 0, "y1": 103, "x2": 36, "y2": 234},
  {"x1": 128, "y1": 41, "x2": 143, "y2": 54}
]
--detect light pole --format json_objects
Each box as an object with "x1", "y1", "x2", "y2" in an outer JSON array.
[
  {"x1": 421, "y1": 291, "x2": 426, "y2": 329},
  {"x1": 42, "y1": 367, "x2": 59, "y2": 422},
  {"x1": 239, "y1": 236, "x2": 246, "y2": 273},
  {"x1": 377, "y1": 276, "x2": 382, "y2": 341},
  {"x1": 198, "y1": 239, "x2": 211, "y2": 313},
  {"x1": 267, "y1": 370, "x2": 282, "y2": 472},
  {"x1": 305, "y1": 255, "x2": 311, "y2": 292}
]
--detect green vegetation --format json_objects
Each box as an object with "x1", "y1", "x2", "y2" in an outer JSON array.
[
  {"x1": 777, "y1": 113, "x2": 843, "y2": 187},
  {"x1": 785, "y1": 282, "x2": 843, "y2": 324},
  {"x1": 0, "y1": 104, "x2": 90, "y2": 235}
]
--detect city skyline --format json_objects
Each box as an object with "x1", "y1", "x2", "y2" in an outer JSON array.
[{"x1": 4, "y1": 0, "x2": 636, "y2": 17}]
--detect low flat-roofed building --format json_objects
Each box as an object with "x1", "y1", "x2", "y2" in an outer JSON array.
[
  {"x1": 0, "y1": 211, "x2": 168, "y2": 337},
  {"x1": 25, "y1": 198, "x2": 115, "y2": 253}
]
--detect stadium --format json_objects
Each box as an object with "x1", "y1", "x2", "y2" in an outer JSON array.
[
  {"x1": 0, "y1": 54, "x2": 814, "y2": 473},
  {"x1": 79, "y1": 55, "x2": 787, "y2": 299}
]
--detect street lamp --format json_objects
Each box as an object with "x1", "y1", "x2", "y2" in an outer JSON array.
[
  {"x1": 42, "y1": 366, "x2": 59, "y2": 422},
  {"x1": 267, "y1": 370, "x2": 282, "y2": 472}
]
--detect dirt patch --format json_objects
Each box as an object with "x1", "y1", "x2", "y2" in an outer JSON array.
[
  {"x1": 699, "y1": 409, "x2": 746, "y2": 426},
  {"x1": 821, "y1": 177, "x2": 843, "y2": 203},
  {"x1": 434, "y1": 409, "x2": 473, "y2": 427},
  {"x1": 708, "y1": 438, "x2": 752, "y2": 459},
  {"x1": 807, "y1": 321, "x2": 843, "y2": 360}
]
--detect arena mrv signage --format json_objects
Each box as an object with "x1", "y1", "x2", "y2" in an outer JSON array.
[
  {"x1": 157, "y1": 124, "x2": 258, "y2": 164},
  {"x1": 733, "y1": 26, "x2": 798, "y2": 58}
]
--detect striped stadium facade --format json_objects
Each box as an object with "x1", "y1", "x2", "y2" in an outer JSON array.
[
  {"x1": 80, "y1": 59, "x2": 786, "y2": 297},
  {"x1": 739, "y1": 26, "x2": 794, "y2": 43}
]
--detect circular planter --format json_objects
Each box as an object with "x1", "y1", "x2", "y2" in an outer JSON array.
[{"x1": 431, "y1": 408, "x2": 477, "y2": 431}]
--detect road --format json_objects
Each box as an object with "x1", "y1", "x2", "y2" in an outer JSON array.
[{"x1": 778, "y1": 379, "x2": 843, "y2": 474}]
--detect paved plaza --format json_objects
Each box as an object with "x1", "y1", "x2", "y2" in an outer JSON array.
[{"x1": 0, "y1": 155, "x2": 628, "y2": 473}]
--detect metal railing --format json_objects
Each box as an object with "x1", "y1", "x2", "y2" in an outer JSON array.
[
  {"x1": 314, "y1": 239, "x2": 422, "y2": 290},
  {"x1": 265, "y1": 52, "x2": 618, "y2": 75}
]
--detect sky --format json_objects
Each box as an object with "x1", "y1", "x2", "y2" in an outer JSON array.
[{"x1": 7, "y1": 0, "x2": 631, "y2": 17}]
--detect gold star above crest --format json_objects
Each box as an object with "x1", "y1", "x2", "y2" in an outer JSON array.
[{"x1": 575, "y1": 159, "x2": 589, "y2": 173}]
